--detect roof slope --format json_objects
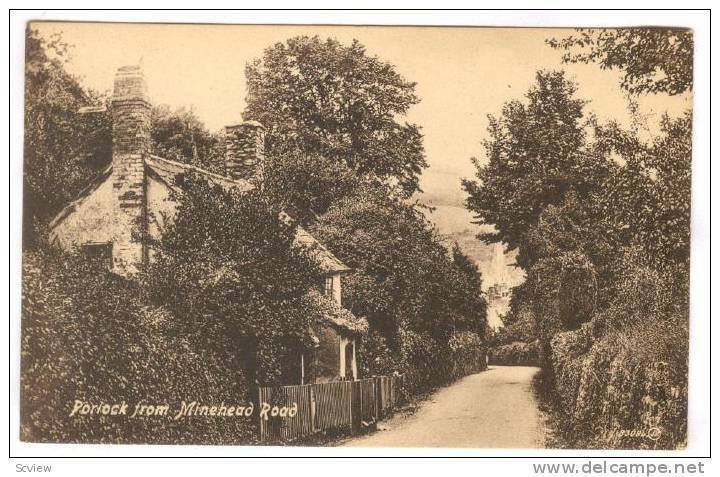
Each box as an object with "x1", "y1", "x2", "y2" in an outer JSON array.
[
  {"x1": 48, "y1": 164, "x2": 113, "y2": 231},
  {"x1": 145, "y1": 155, "x2": 253, "y2": 193}
]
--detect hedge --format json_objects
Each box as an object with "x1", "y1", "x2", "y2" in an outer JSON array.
[
  {"x1": 549, "y1": 318, "x2": 687, "y2": 449},
  {"x1": 489, "y1": 341, "x2": 540, "y2": 366},
  {"x1": 21, "y1": 249, "x2": 256, "y2": 444}
]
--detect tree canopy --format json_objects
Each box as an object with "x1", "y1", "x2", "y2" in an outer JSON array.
[
  {"x1": 151, "y1": 105, "x2": 225, "y2": 175},
  {"x1": 141, "y1": 173, "x2": 332, "y2": 384},
  {"x1": 462, "y1": 70, "x2": 610, "y2": 269},
  {"x1": 244, "y1": 36, "x2": 427, "y2": 197},
  {"x1": 547, "y1": 28, "x2": 693, "y2": 95},
  {"x1": 23, "y1": 27, "x2": 111, "y2": 245},
  {"x1": 311, "y1": 187, "x2": 487, "y2": 347}
]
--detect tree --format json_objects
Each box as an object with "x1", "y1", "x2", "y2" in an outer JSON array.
[
  {"x1": 23, "y1": 28, "x2": 112, "y2": 246},
  {"x1": 462, "y1": 70, "x2": 609, "y2": 268},
  {"x1": 311, "y1": 187, "x2": 487, "y2": 349},
  {"x1": 262, "y1": 150, "x2": 364, "y2": 223},
  {"x1": 151, "y1": 105, "x2": 225, "y2": 175},
  {"x1": 141, "y1": 173, "x2": 332, "y2": 385},
  {"x1": 310, "y1": 187, "x2": 448, "y2": 345},
  {"x1": 620, "y1": 112, "x2": 692, "y2": 269},
  {"x1": 587, "y1": 111, "x2": 691, "y2": 274},
  {"x1": 449, "y1": 244, "x2": 488, "y2": 334},
  {"x1": 244, "y1": 36, "x2": 427, "y2": 196},
  {"x1": 547, "y1": 28, "x2": 693, "y2": 95}
]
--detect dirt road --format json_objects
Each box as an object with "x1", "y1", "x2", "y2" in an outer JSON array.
[{"x1": 342, "y1": 366, "x2": 545, "y2": 448}]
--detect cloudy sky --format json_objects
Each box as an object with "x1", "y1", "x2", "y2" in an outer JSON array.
[{"x1": 32, "y1": 22, "x2": 691, "y2": 208}]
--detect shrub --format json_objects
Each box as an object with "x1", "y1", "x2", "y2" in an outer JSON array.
[
  {"x1": 549, "y1": 317, "x2": 687, "y2": 449},
  {"x1": 397, "y1": 329, "x2": 452, "y2": 396},
  {"x1": 448, "y1": 331, "x2": 487, "y2": 379},
  {"x1": 358, "y1": 330, "x2": 399, "y2": 378},
  {"x1": 21, "y1": 248, "x2": 256, "y2": 444},
  {"x1": 489, "y1": 341, "x2": 540, "y2": 366}
]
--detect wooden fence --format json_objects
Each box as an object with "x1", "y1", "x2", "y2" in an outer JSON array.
[{"x1": 258, "y1": 375, "x2": 404, "y2": 442}]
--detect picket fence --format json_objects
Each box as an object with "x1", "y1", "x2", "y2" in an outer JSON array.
[{"x1": 258, "y1": 375, "x2": 404, "y2": 442}]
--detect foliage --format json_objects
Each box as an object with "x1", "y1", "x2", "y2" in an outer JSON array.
[
  {"x1": 398, "y1": 330, "x2": 486, "y2": 395},
  {"x1": 150, "y1": 105, "x2": 225, "y2": 175},
  {"x1": 21, "y1": 247, "x2": 256, "y2": 444},
  {"x1": 245, "y1": 36, "x2": 427, "y2": 196},
  {"x1": 462, "y1": 70, "x2": 609, "y2": 269},
  {"x1": 548, "y1": 314, "x2": 688, "y2": 449},
  {"x1": 262, "y1": 150, "x2": 363, "y2": 223},
  {"x1": 397, "y1": 330, "x2": 450, "y2": 395},
  {"x1": 312, "y1": 187, "x2": 486, "y2": 345},
  {"x1": 448, "y1": 331, "x2": 488, "y2": 379},
  {"x1": 449, "y1": 244, "x2": 488, "y2": 333},
  {"x1": 489, "y1": 341, "x2": 540, "y2": 367},
  {"x1": 547, "y1": 28, "x2": 693, "y2": 95},
  {"x1": 527, "y1": 191, "x2": 620, "y2": 298},
  {"x1": 311, "y1": 187, "x2": 487, "y2": 393},
  {"x1": 357, "y1": 330, "x2": 399, "y2": 378},
  {"x1": 490, "y1": 303, "x2": 537, "y2": 346},
  {"x1": 23, "y1": 27, "x2": 111, "y2": 246},
  {"x1": 141, "y1": 173, "x2": 329, "y2": 385},
  {"x1": 595, "y1": 112, "x2": 692, "y2": 270}
]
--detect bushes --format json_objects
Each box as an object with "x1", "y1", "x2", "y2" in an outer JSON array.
[
  {"x1": 397, "y1": 330, "x2": 451, "y2": 396},
  {"x1": 545, "y1": 257, "x2": 689, "y2": 449},
  {"x1": 358, "y1": 330, "x2": 398, "y2": 378},
  {"x1": 449, "y1": 331, "x2": 487, "y2": 378},
  {"x1": 489, "y1": 341, "x2": 540, "y2": 366},
  {"x1": 549, "y1": 318, "x2": 687, "y2": 449},
  {"x1": 397, "y1": 330, "x2": 487, "y2": 396},
  {"x1": 21, "y1": 248, "x2": 256, "y2": 444}
]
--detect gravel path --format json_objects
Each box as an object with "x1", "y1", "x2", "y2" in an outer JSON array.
[{"x1": 342, "y1": 366, "x2": 546, "y2": 448}]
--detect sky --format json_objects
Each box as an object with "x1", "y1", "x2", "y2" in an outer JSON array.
[{"x1": 32, "y1": 22, "x2": 691, "y2": 208}]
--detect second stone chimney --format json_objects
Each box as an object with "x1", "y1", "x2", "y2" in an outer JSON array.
[
  {"x1": 111, "y1": 65, "x2": 150, "y2": 275},
  {"x1": 225, "y1": 121, "x2": 266, "y2": 182}
]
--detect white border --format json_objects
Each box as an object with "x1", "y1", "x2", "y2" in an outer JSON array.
[{"x1": 4, "y1": 6, "x2": 713, "y2": 467}]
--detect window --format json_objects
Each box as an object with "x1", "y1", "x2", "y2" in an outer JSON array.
[
  {"x1": 324, "y1": 276, "x2": 334, "y2": 298},
  {"x1": 82, "y1": 242, "x2": 113, "y2": 270}
]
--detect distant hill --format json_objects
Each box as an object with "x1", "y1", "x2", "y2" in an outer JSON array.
[
  {"x1": 417, "y1": 196, "x2": 525, "y2": 330},
  {"x1": 419, "y1": 203, "x2": 524, "y2": 287}
]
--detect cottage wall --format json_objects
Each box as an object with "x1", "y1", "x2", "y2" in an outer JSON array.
[
  {"x1": 49, "y1": 177, "x2": 118, "y2": 250},
  {"x1": 146, "y1": 174, "x2": 178, "y2": 260}
]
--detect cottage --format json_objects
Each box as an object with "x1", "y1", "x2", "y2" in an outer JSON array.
[{"x1": 48, "y1": 65, "x2": 367, "y2": 384}]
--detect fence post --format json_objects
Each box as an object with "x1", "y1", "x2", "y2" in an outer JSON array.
[
  {"x1": 310, "y1": 385, "x2": 317, "y2": 432},
  {"x1": 373, "y1": 376, "x2": 381, "y2": 420},
  {"x1": 350, "y1": 380, "x2": 360, "y2": 435}
]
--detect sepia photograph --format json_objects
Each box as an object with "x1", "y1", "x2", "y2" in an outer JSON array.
[{"x1": 15, "y1": 15, "x2": 701, "y2": 456}]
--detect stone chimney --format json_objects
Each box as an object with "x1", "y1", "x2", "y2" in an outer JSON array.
[
  {"x1": 225, "y1": 121, "x2": 265, "y2": 182},
  {"x1": 111, "y1": 65, "x2": 150, "y2": 275}
]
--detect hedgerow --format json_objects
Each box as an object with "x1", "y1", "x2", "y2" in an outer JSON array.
[{"x1": 21, "y1": 248, "x2": 256, "y2": 444}]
